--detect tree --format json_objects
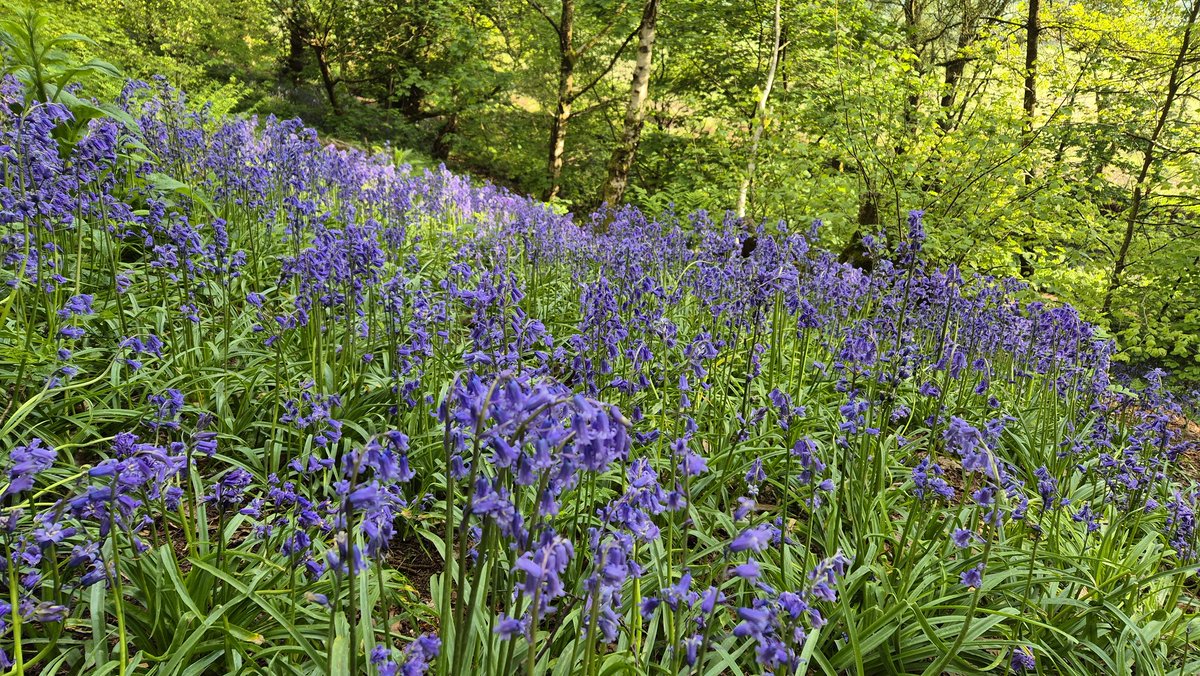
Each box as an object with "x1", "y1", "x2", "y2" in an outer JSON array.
[
  {"x1": 735, "y1": 0, "x2": 782, "y2": 219},
  {"x1": 600, "y1": 0, "x2": 660, "y2": 208},
  {"x1": 1102, "y1": 0, "x2": 1200, "y2": 316},
  {"x1": 1016, "y1": 0, "x2": 1039, "y2": 277},
  {"x1": 1021, "y1": 0, "x2": 1038, "y2": 148},
  {"x1": 275, "y1": 0, "x2": 345, "y2": 115},
  {"x1": 525, "y1": 0, "x2": 637, "y2": 200}
]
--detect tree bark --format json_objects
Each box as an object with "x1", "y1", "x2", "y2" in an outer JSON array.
[
  {"x1": 937, "y1": 22, "x2": 974, "y2": 133},
  {"x1": 600, "y1": 0, "x2": 660, "y2": 208},
  {"x1": 396, "y1": 81, "x2": 426, "y2": 120},
  {"x1": 1102, "y1": 0, "x2": 1200, "y2": 316},
  {"x1": 312, "y1": 43, "x2": 341, "y2": 115},
  {"x1": 433, "y1": 112, "x2": 459, "y2": 161},
  {"x1": 285, "y1": 16, "x2": 307, "y2": 85},
  {"x1": 735, "y1": 0, "x2": 782, "y2": 219},
  {"x1": 1016, "y1": 0, "x2": 1039, "y2": 277},
  {"x1": 838, "y1": 191, "x2": 881, "y2": 272},
  {"x1": 530, "y1": 0, "x2": 634, "y2": 201},
  {"x1": 1021, "y1": 0, "x2": 1039, "y2": 147}
]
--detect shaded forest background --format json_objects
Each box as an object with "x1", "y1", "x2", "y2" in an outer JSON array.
[{"x1": 37, "y1": 0, "x2": 1200, "y2": 380}]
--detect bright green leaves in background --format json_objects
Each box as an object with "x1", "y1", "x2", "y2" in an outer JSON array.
[{"x1": 27, "y1": 0, "x2": 1200, "y2": 378}]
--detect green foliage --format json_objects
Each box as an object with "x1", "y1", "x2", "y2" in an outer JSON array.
[
  {"x1": 0, "y1": 5, "x2": 121, "y2": 105},
  {"x1": 39, "y1": 0, "x2": 274, "y2": 111}
]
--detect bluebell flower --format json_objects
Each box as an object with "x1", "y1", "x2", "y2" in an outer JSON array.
[
  {"x1": 3, "y1": 438, "x2": 56, "y2": 499},
  {"x1": 960, "y1": 563, "x2": 984, "y2": 589},
  {"x1": 912, "y1": 458, "x2": 954, "y2": 501},
  {"x1": 679, "y1": 449, "x2": 708, "y2": 476},
  {"x1": 494, "y1": 614, "x2": 525, "y2": 640},
  {"x1": 371, "y1": 645, "x2": 397, "y2": 676},
  {"x1": 730, "y1": 558, "x2": 761, "y2": 581},
  {"x1": 951, "y1": 528, "x2": 975, "y2": 549},
  {"x1": 730, "y1": 524, "x2": 777, "y2": 553},
  {"x1": 205, "y1": 468, "x2": 252, "y2": 510},
  {"x1": 400, "y1": 633, "x2": 440, "y2": 675},
  {"x1": 1011, "y1": 646, "x2": 1035, "y2": 672},
  {"x1": 58, "y1": 294, "x2": 94, "y2": 317}
]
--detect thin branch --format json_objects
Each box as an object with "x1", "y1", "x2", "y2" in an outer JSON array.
[
  {"x1": 1124, "y1": 133, "x2": 1200, "y2": 157},
  {"x1": 571, "y1": 97, "x2": 621, "y2": 117},
  {"x1": 578, "y1": 1, "x2": 632, "y2": 57},
  {"x1": 568, "y1": 25, "x2": 639, "y2": 104},
  {"x1": 524, "y1": 0, "x2": 560, "y2": 33}
]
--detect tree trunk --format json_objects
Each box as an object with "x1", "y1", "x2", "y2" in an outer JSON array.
[
  {"x1": 937, "y1": 24, "x2": 973, "y2": 133},
  {"x1": 838, "y1": 191, "x2": 880, "y2": 272},
  {"x1": 312, "y1": 43, "x2": 341, "y2": 115},
  {"x1": 896, "y1": 0, "x2": 922, "y2": 154},
  {"x1": 545, "y1": 0, "x2": 576, "y2": 201},
  {"x1": 600, "y1": 0, "x2": 660, "y2": 208},
  {"x1": 735, "y1": 0, "x2": 782, "y2": 219},
  {"x1": 397, "y1": 84, "x2": 425, "y2": 121},
  {"x1": 1102, "y1": 0, "x2": 1200, "y2": 316},
  {"x1": 285, "y1": 18, "x2": 306, "y2": 85},
  {"x1": 1017, "y1": 0, "x2": 1040, "y2": 277},
  {"x1": 1022, "y1": 0, "x2": 1039, "y2": 152},
  {"x1": 394, "y1": 43, "x2": 426, "y2": 120},
  {"x1": 433, "y1": 113, "x2": 459, "y2": 161}
]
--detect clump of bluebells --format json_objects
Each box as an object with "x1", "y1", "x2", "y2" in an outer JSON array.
[{"x1": 0, "y1": 72, "x2": 1198, "y2": 676}]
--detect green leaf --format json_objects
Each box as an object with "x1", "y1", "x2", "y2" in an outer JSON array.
[
  {"x1": 147, "y1": 172, "x2": 217, "y2": 217},
  {"x1": 157, "y1": 605, "x2": 229, "y2": 675},
  {"x1": 330, "y1": 611, "x2": 351, "y2": 676}
]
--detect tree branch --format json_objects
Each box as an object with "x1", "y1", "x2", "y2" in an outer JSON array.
[
  {"x1": 568, "y1": 25, "x2": 639, "y2": 104},
  {"x1": 578, "y1": 1, "x2": 632, "y2": 57},
  {"x1": 524, "y1": 0, "x2": 560, "y2": 34}
]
